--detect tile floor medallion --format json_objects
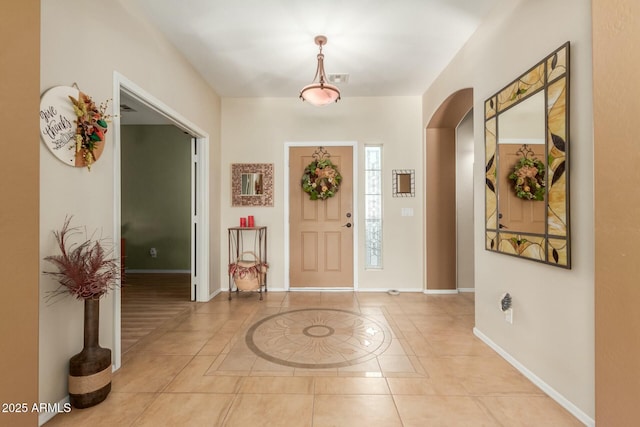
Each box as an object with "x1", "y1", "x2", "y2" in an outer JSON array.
[
  {"x1": 44, "y1": 291, "x2": 584, "y2": 426},
  {"x1": 245, "y1": 308, "x2": 392, "y2": 368}
]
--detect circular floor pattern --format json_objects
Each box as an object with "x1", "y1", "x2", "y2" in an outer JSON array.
[{"x1": 245, "y1": 308, "x2": 392, "y2": 369}]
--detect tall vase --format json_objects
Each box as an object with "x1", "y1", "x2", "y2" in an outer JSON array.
[{"x1": 68, "y1": 298, "x2": 112, "y2": 408}]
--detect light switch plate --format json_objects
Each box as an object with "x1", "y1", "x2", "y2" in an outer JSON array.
[{"x1": 401, "y1": 208, "x2": 414, "y2": 217}]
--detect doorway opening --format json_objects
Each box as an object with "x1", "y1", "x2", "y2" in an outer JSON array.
[
  {"x1": 119, "y1": 103, "x2": 193, "y2": 353},
  {"x1": 425, "y1": 88, "x2": 474, "y2": 293},
  {"x1": 112, "y1": 72, "x2": 210, "y2": 368}
]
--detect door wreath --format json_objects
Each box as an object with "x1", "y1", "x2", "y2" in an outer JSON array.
[
  {"x1": 508, "y1": 156, "x2": 545, "y2": 201},
  {"x1": 301, "y1": 158, "x2": 342, "y2": 200}
]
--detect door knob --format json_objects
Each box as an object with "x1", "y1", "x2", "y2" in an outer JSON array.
[{"x1": 342, "y1": 222, "x2": 352, "y2": 228}]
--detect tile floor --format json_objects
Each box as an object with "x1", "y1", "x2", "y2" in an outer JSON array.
[{"x1": 45, "y1": 291, "x2": 583, "y2": 426}]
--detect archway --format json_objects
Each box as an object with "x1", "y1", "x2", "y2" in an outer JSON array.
[{"x1": 425, "y1": 88, "x2": 473, "y2": 292}]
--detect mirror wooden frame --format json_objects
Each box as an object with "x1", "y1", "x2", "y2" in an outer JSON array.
[
  {"x1": 231, "y1": 163, "x2": 274, "y2": 207},
  {"x1": 484, "y1": 42, "x2": 571, "y2": 268}
]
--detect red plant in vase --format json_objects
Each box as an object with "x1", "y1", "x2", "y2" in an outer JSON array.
[{"x1": 44, "y1": 216, "x2": 119, "y2": 302}]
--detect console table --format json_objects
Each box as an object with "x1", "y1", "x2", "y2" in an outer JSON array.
[{"x1": 228, "y1": 226, "x2": 267, "y2": 300}]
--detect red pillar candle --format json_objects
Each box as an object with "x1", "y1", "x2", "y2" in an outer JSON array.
[
  {"x1": 240, "y1": 217, "x2": 247, "y2": 227},
  {"x1": 248, "y1": 215, "x2": 255, "y2": 227}
]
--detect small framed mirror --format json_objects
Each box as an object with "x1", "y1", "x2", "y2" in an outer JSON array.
[
  {"x1": 232, "y1": 163, "x2": 273, "y2": 206},
  {"x1": 392, "y1": 169, "x2": 415, "y2": 197},
  {"x1": 484, "y1": 42, "x2": 570, "y2": 268}
]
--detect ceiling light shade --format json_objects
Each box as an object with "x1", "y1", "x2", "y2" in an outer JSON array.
[{"x1": 300, "y1": 35, "x2": 341, "y2": 106}]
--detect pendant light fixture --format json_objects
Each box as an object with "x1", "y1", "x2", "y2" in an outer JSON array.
[{"x1": 299, "y1": 35, "x2": 341, "y2": 106}]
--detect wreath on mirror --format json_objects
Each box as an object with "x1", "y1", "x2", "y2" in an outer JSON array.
[
  {"x1": 301, "y1": 158, "x2": 342, "y2": 200},
  {"x1": 508, "y1": 156, "x2": 546, "y2": 201}
]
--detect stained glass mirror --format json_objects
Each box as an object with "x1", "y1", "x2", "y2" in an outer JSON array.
[{"x1": 484, "y1": 42, "x2": 571, "y2": 268}]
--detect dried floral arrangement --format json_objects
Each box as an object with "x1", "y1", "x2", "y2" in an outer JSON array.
[
  {"x1": 69, "y1": 92, "x2": 110, "y2": 170},
  {"x1": 43, "y1": 216, "x2": 119, "y2": 302}
]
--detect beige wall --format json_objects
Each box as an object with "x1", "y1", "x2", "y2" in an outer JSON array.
[
  {"x1": 39, "y1": 0, "x2": 221, "y2": 411},
  {"x1": 221, "y1": 97, "x2": 423, "y2": 291},
  {"x1": 456, "y1": 111, "x2": 475, "y2": 290},
  {"x1": 0, "y1": 2, "x2": 39, "y2": 426},
  {"x1": 423, "y1": 0, "x2": 594, "y2": 422},
  {"x1": 593, "y1": 0, "x2": 640, "y2": 424}
]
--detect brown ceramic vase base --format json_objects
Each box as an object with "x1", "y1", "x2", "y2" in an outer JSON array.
[
  {"x1": 69, "y1": 347, "x2": 112, "y2": 408},
  {"x1": 69, "y1": 382, "x2": 111, "y2": 409},
  {"x1": 68, "y1": 299, "x2": 112, "y2": 408}
]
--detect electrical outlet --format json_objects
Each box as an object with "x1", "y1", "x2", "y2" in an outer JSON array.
[{"x1": 149, "y1": 247, "x2": 157, "y2": 258}]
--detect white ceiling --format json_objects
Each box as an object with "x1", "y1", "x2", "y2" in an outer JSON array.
[{"x1": 127, "y1": 0, "x2": 506, "y2": 99}]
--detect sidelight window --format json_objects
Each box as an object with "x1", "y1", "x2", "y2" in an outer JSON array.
[{"x1": 364, "y1": 145, "x2": 382, "y2": 269}]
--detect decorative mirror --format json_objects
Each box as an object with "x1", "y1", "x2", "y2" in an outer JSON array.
[
  {"x1": 392, "y1": 169, "x2": 415, "y2": 197},
  {"x1": 232, "y1": 163, "x2": 273, "y2": 206},
  {"x1": 484, "y1": 42, "x2": 570, "y2": 268}
]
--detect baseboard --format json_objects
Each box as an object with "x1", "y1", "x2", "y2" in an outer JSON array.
[
  {"x1": 423, "y1": 289, "x2": 458, "y2": 295},
  {"x1": 457, "y1": 287, "x2": 475, "y2": 293},
  {"x1": 357, "y1": 288, "x2": 424, "y2": 293},
  {"x1": 38, "y1": 396, "x2": 71, "y2": 426},
  {"x1": 283, "y1": 288, "x2": 424, "y2": 293},
  {"x1": 125, "y1": 269, "x2": 190, "y2": 274},
  {"x1": 473, "y1": 327, "x2": 594, "y2": 427},
  {"x1": 208, "y1": 288, "x2": 222, "y2": 301}
]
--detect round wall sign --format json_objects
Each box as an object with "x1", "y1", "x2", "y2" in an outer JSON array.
[{"x1": 39, "y1": 86, "x2": 106, "y2": 168}]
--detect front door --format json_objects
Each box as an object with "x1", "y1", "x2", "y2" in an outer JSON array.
[
  {"x1": 497, "y1": 144, "x2": 546, "y2": 234},
  {"x1": 289, "y1": 146, "x2": 354, "y2": 288}
]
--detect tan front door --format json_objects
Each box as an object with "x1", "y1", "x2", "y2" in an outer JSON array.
[{"x1": 289, "y1": 146, "x2": 354, "y2": 288}]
